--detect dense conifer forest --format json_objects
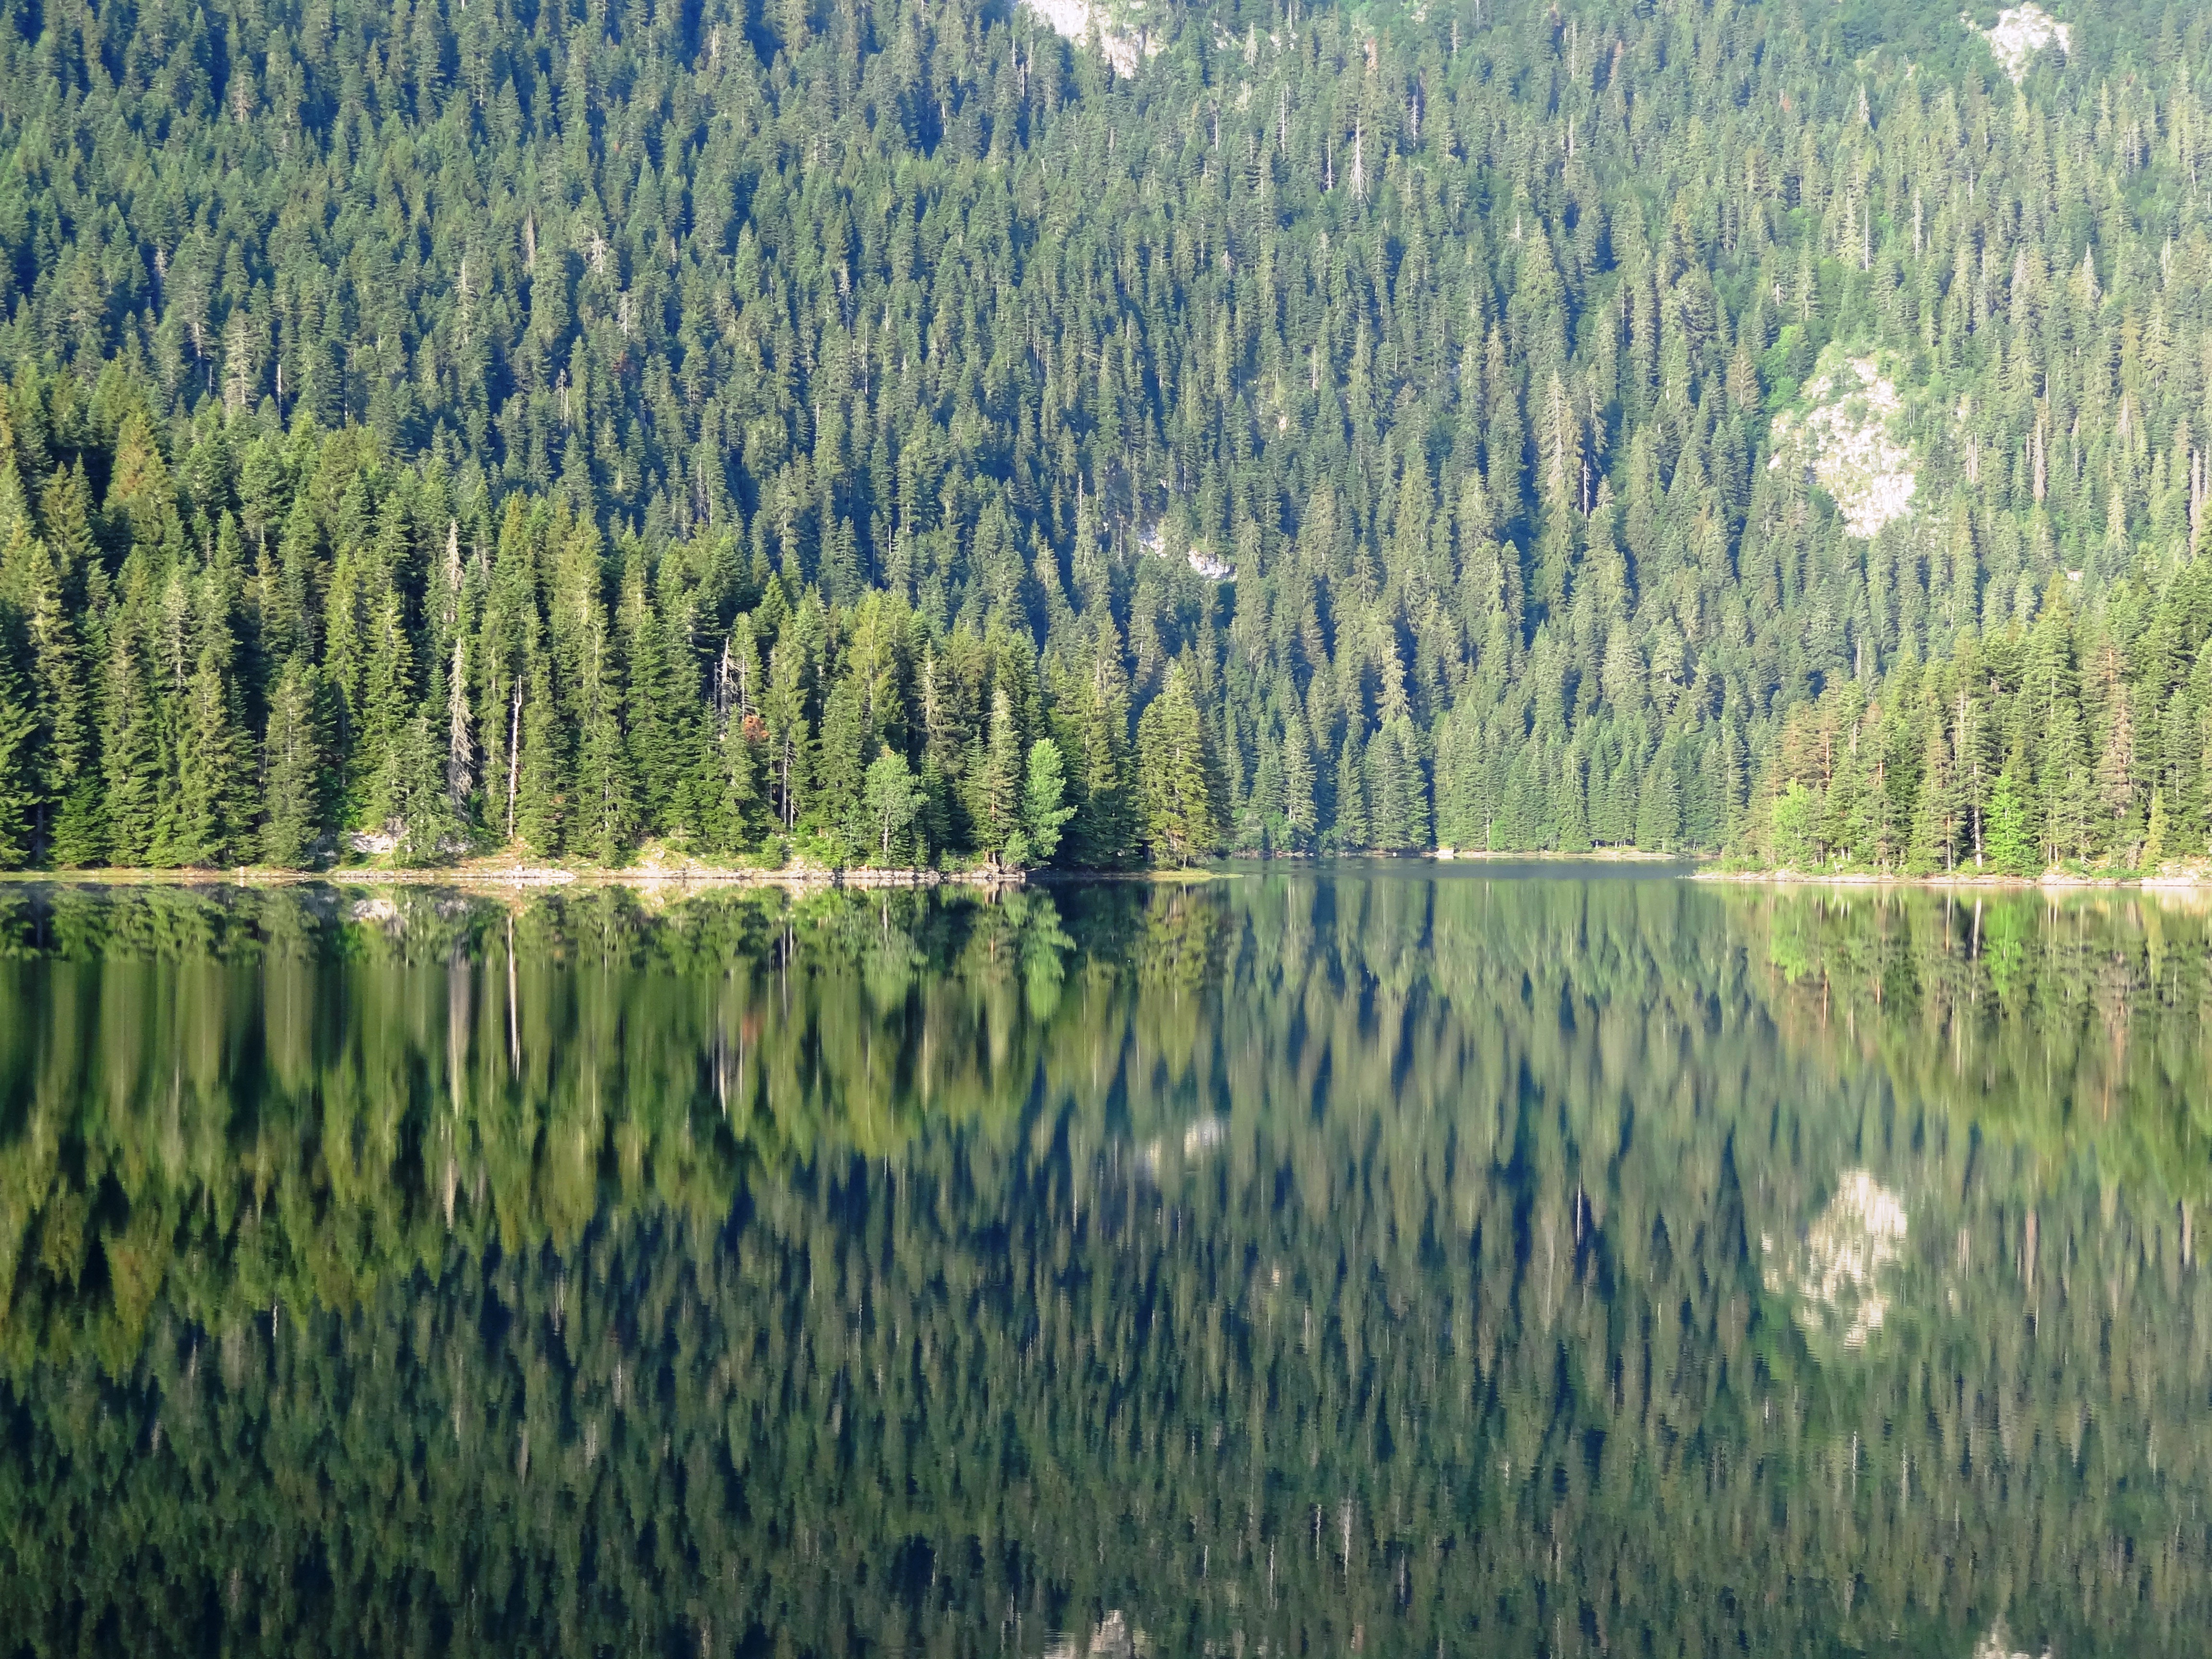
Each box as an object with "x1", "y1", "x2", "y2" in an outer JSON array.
[
  {"x1": 1, "y1": 877, "x2": 2208, "y2": 1649},
  {"x1": 2, "y1": 0, "x2": 2212, "y2": 866}
]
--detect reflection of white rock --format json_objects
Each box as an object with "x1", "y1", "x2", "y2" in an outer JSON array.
[
  {"x1": 1970, "y1": 1619, "x2": 2045, "y2": 1659},
  {"x1": 1763, "y1": 1169, "x2": 1908, "y2": 1350},
  {"x1": 1024, "y1": 0, "x2": 1160, "y2": 78},
  {"x1": 1043, "y1": 1610, "x2": 1145, "y2": 1658},
  {"x1": 1767, "y1": 356, "x2": 1917, "y2": 539},
  {"x1": 1134, "y1": 1117, "x2": 1226, "y2": 1177},
  {"x1": 1966, "y1": 5, "x2": 2070, "y2": 86},
  {"x1": 1182, "y1": 1116, "x2": 1227, "y2": 1157}
]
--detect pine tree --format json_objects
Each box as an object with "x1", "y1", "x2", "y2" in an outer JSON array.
[
  {"x1": 2142, "y1": 788, "x2": 2168, "y2": 874},
  {"x1": 0, "y1": 612, "x2": 36, "y2": 866},
  {"x1": 260, "y1": 654, "x2": 326, "y2": 868},
  {"x1": 1985, "y1": 770, "x2": 2038, "y2": 876},
  {"x1": 1066, "y1": 646, "x2": 1137, "y2": 867},
  {"x1": 515, "y1": 671, "x2": 568, "y2": 856},
  {"x1": 1, "y1": 509, "x2": 97, "y2": 863},
  {"x1": 1135, "y1": 663, "x2": 1219, "y2": 866},
  {"x1": 863, "y1": 750, "x2": 920, "y2": 864},
  {"x1": 1635, "y1": 741, "x2": 1684, "y2": 851},
  {"x1": 98, "y1": 619, "x2": 164, "y2": 866},
  {"x1": 1020, "y1": 737, "x2": 1074, "y2": 866},
  {"x1": 1334, "y1": 728, "x2": 1370, "y2": 852},
  {"x1": 976, "y1": 684, "x2": 1024, "y2": 859},
  {"x1": 1281, "y1": 709, "x2": 1318, "y2": 852},
  {"x1": 165, "y1": 642, "x2": 253, "y2": 866}
]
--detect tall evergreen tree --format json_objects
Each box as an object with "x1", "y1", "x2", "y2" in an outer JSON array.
[
  {"x1": 1135, "y1": 664, "x2": 1219, "y2": 866},
  {"x1": 260, "y1": 655, "x2": 326, "y2": 868}
]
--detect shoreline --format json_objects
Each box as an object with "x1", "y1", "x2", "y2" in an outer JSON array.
[
  {"x1": 0, "y1": 860, "x2": 1029, "y2": 891},
  {"x1": 1432, "y1": 846, "x2": 1682, "y2": 863},
  {"x1": 15, "y1": 856, "x2": 2204, "y2": 893},
  {"x1": 1695, "y1": 867, "x2": 2212, "y2": 890}
]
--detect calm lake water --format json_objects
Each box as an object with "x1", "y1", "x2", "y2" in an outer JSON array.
[{"x1": 2, "y1": 868, "x2": 2209, "y2": 1656}]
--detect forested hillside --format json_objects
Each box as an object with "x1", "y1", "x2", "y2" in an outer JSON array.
[
  {"x1": 0, "y1": 0, "x2": 2209, "y2": 866},
  {"x1": 1739, "y1": 557, "x2": 2212, "y2": 872}
]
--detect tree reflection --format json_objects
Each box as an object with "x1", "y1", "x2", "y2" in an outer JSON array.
[{"x1": 0, "y1": 876, "x2": 2208, "y2": 1655}]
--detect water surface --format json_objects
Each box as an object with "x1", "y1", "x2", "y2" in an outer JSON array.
[{"x1": 2, "y1": 872, "x2": 2208, "y2": 1656}]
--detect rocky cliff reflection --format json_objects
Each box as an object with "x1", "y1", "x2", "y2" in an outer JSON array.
[{"x1": 0, "y1": 873, "x2": 2208, "y2": 1656}]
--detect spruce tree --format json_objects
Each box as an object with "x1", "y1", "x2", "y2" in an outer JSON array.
[
  {"x1": 98, "y1": 620, "x2": 163, "y2": 866},
  {"x1": 574, "y1": 702, "x2": 637, "y2": 864},
  {"x1": 260, "y1": 655, "x2": 326, "y2": 868},
  {"x1": 1, "y1": 513, "x2": 98, "y2": 863},
  {"x1": 515, "y1": 672, "x2": 569, "y2": 857},
  {"x1": 390, "y1": 712, "x2": 458, "y2": 866},
  {"x1": 1557, "y1": 746, "x2": 1593, "y2": 854},
  {"x1": 816, "y1": 677, "x2": 869, "y2": 849},
  {"x1": 1135, "y1": 664, "x2": 1219, "y2": 866},
  {"x1": 166, "y1": 643, "x2": 252, "y2": 866},
  {"x1": 1066, "y1": 647, "x2": 1137, "y2": 868},
  {"x1": 0, "y1": 612, "x2": 36, "y2": 866},
  {"x1": 1985, "y1": 771, "x2": 2038, "y2": 877},
  {"x1": 977, "y1": 685, "x2": 1024, "y2": 859},
  {"x1": 1334, "y1": 729, "x2": 1369, "y2": 853},
  {"x1": 863, "y1": 751, "x2": 919, "y2": 865},
  {"x1": 2142, "y1": 788, "x2": 2168, "y2": 874},
  {"x1": 1281, "y1": 711, "x2": 1318, "y2": 853},
  {"x1": 1020, "y1": 738, "x2": 1073, "y2": 866},
  {"x1": 1635, "y1": 744, "x2": 1683, "y2": 852}
]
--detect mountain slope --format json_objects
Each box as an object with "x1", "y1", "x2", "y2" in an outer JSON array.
[{"x1": 0, "y1": 0, "x2": 2207, "y2": 867}]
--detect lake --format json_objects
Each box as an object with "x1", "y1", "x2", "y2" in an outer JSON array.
[{"x1": 1, "y1": 867, "x2": 2208, "y2": 1656}]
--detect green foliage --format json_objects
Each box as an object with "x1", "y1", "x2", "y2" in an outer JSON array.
[
  {"x1": 1135, "y1": 663, "x2": 1220, "y2": 865},
  {"x1": 259, "y1": 656, "x2": 326, "y2": 868},
  {"x1": 863, "y1": 749, "x2": 920, "y2": 864},
  {"x1": 0, "y1": 617, "x2": 36, "y2": 865},
  {"x1": 1739, "y1": 555, "x2": 2212, "y2": 873},
  {"x1": 0, "y1": 878, "x2": 2209, "y2": 1652},
  {"x1": 5, "y1": 0, "x2": 2212, "y2": 867},
  {"x1": 1770, "y1": 780, "x2": 1823, "y2": 869},
  {"x1": 1018, "y1": 736, "x2": 1074, "y2": 866},
  {"x1": 1986, "y1": 769, "x2": 2039, "y2": 875}
]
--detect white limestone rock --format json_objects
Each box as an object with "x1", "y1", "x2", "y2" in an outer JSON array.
[
  {"x1": 1966, "y1": 4, "x2": 2070, "y2": 86},
  {"x1": 1024, "y1": 0, "x2": 1160, "y2": 79},
  {"x1": 1767, "y1": 351, "x2": 1919, "y2": 540}
]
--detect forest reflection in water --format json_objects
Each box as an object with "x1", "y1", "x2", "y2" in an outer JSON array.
[{"x1": 1, "y1": 871, "x2": 2210, "y2": 1657}]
